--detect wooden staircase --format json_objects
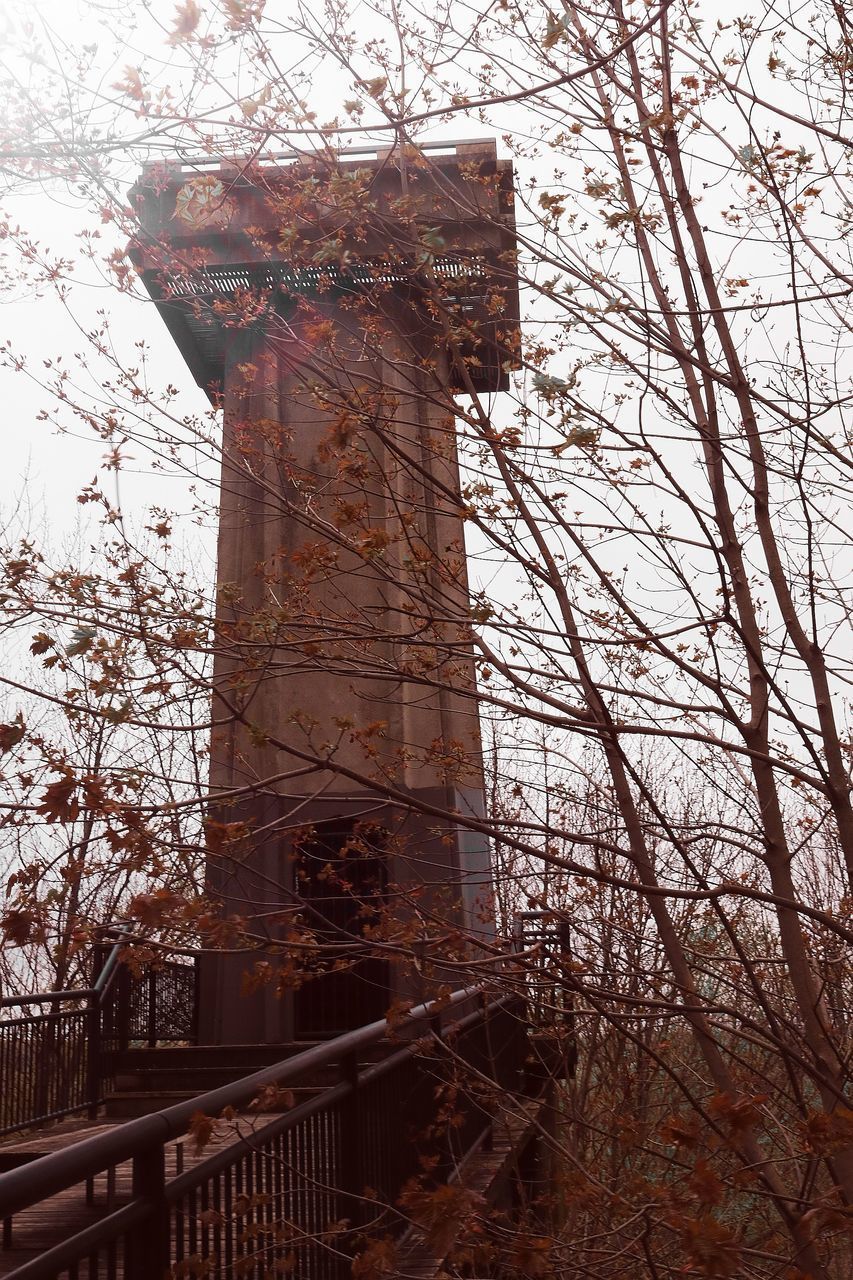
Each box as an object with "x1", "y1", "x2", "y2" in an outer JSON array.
[{"x1": 102, "y1": 1043, "x2": 334, "y2": 1118}]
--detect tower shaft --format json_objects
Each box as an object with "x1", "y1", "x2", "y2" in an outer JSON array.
[{"x1": 131, "y1": 140, "x2": 519, "y2": 1042}]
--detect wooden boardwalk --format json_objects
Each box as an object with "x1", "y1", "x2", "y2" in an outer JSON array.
[
  {"x1": 397, "y1": 1100, "x2": 540, "y2": 1280},
  {"x1": 0, "y1": 1099, "x2": 540, "y2": 1278},
  {"x1": 0, "y1": 1113, "x2": 288, "y2": 1277}
]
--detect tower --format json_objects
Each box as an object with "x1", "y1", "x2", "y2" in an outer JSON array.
[{"x1": 130, "y1": 140, "x2": 519, "y2": 1043}]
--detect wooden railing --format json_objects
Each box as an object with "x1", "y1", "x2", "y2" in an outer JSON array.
[
  {"x1": 0, "y1": 988, "x2": 528, "y2": 1280},
  {"x1": 0, "y1": 930, "x2": 198, "y2": 1138}
]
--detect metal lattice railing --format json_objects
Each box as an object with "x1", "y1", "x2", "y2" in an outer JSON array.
[
  {"x1": 0, "y1": 996, "x2": 95, "y2": 1138},
  {"x1": 95, "y1": 941, "x2": 198, "y2": 1053},
  {"x1": 0, "y1": 929, "x2": 199, "y2": 1138},
  {"x1": 515, "y1": 910, "x2": 578, "y2": 1079},
  {"x1": 163, "y1": 256, "x2": 489, "y2": 298}
]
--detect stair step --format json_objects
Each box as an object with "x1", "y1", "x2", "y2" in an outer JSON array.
[
  {"x1": 113, "y1": 1064, "x2": 340, "y2": 1091},
  {"x1": 102, "y1": 1041, "x2": 399, "y2": 1119},
  {"x1": 112, "y1": 1044, "x2": 317, "y2": 1071},
  {"x1": 104, "y1": 1090, "x2": 203, "y2": 1119},
  {"x1": 104, "y1": 1086, "x2": 319, "y2": 1120},
  {"x1": 113, "y1": 1040, "x2": 395, "y2": 1069}
]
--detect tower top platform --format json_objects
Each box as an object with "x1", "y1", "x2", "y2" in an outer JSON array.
[{"x1": 128, "y1": 138, "x2": 520, "y2": 397}]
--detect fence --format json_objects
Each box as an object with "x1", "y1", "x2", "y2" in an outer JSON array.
[
  {"x1": 94, "y1": 942, "x2": 199, "y2": 1053},
  {"x1": 0, "y1": 932, "x2": 199, "y2": 1138},
  {"x1": 0, "y1": 991, "x2": 98, "y2": 1139},
  {"x1": 0, "y1": 989, "x2": 528, "y2": 1280},
  {"x1": 515, "y1": 911, "x2": 577, "y2": 1078}
]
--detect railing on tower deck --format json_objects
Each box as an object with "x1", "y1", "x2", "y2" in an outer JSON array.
[
  {"x1": 515, "y1": 910, "x2": 578, "y2": 1079},
  {"x1": 93, "y1": 934, "x2": 199, "y2": 1054},
  {"x1": 0, "y1": 928, "x2": 199, "y2": 1138},
  {"x1": 0, "y1": 987, "x2": 529, "y2": 1280}
]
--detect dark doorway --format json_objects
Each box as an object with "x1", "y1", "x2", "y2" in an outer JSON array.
[{"x1": 293, "y1": 821, "x2": 390, "y2": 1038}]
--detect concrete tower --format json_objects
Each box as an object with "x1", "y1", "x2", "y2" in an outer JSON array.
[{"x1": 130, "y1": 140, "x2": 519, "y2": 1043}]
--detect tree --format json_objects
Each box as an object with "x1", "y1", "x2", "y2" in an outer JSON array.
[
  {"x1": 1, "y1": 0, "x2": 853, "y2": 1274},
  {"x1": 0, "y1": 512, "x2": 209, "y2": 992}
]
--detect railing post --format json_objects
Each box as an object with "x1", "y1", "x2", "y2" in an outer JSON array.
[
  {"x1": 33, "y1": 1012, "x2": 53, "y2": 1122},
  {"x1": 558, "y1": 920, "x2": 578, "y2": 1077},
  {"x1": 480, "y1": 998, "x2": 495, "y2": 1152},
  {"x1": 91, "y1": 940, "x2": 108, "y2": 987},
  {"x1": 128, "y1": 1144, "x2": 169, "y2": 1280},
  {"x1": 86, "y1": 992, "x2": 102, "y2": 1120},
  {"x1": 338, "y1": 1051, "x2": 362, "y2": 1231},
  {"x1": 117, "y1": 963, "x2": 132, "y2": 1053},
  {"x1": 191, "y1": 954, "x2": 201, "y2": 1043},
  {"x1": 147, "y1": 966, "x2": 158, "y2": 1048}
]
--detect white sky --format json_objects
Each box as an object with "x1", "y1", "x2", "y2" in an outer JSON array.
[{"x1": 0, "y1": 0, "x2": 505, "y2": 543}]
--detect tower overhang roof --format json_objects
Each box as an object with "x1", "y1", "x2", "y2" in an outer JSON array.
[{"x1": 128, "y1": 139, "x2": 521, "y2": 399}]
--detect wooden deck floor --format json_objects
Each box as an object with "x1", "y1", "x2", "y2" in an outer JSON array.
[
  {"x1": 0, "y1": 1113, "x2": 288, "y2": 1278},
  {"x1": 0, "y1": 1100, "x2": 541, "y2": 1279},
  {"x1": 396, "y1": 1099, "x2": 541, "y2": 1280}
]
